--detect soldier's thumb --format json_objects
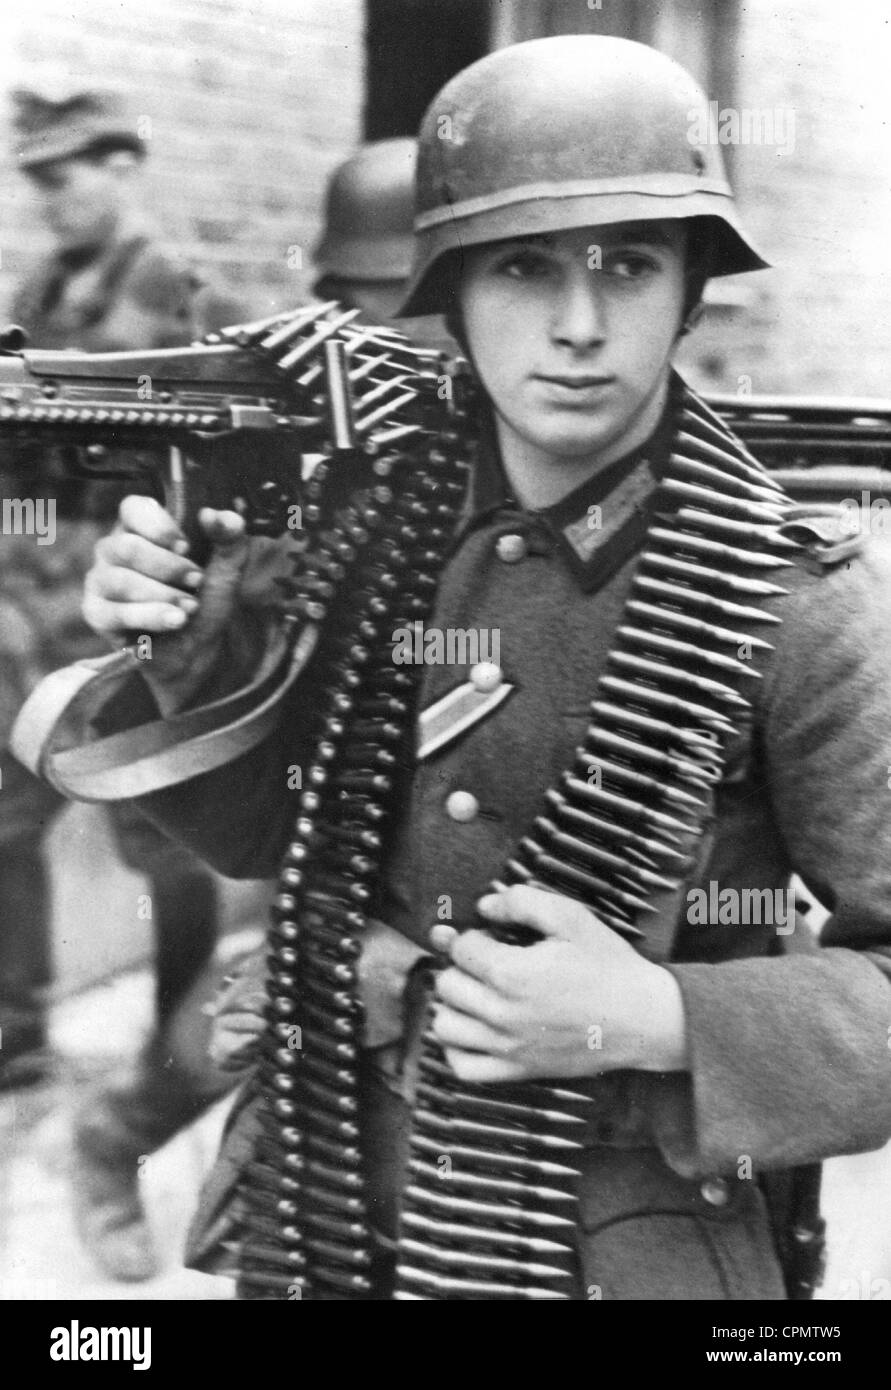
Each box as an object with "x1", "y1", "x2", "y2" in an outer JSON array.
[{"x1": 196, "y1": 516, "x2": 250, "y2": 632}]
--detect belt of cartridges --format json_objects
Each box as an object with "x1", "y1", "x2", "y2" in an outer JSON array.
[{"x1": 231, "y1": 308, "x2": 796, "y2": 1300}]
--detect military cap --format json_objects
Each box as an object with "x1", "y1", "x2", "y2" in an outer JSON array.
[{"x1": 11, "y1": 86, "x2": 146, "y2": 169}]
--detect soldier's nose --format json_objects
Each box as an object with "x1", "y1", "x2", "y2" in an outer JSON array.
[{"x1": 551, "y1": 272, "x2": 607, "y2": 351}]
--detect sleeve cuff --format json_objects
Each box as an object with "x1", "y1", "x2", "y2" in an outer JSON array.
[{"x1": 662, "y1": 950, "x2": 891, "y2": 1173}]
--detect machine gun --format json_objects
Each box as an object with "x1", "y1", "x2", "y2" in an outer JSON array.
[
  {"x1": 709, "y1": 390, "x2": 891, "y2": 512},
  {"x1": 0, "y1": 305, "x2": 466, "y2": 546}
]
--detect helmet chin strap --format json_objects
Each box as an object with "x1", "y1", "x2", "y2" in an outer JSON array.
[{"x1": 679, "y1": 300, "x2": 705, "y2": 338}]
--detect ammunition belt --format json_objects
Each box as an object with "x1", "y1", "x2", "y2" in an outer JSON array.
[
  {"x1": 395, "y1": 386, "x2": 796, "y2": 1301},
  {"x1": 231, "y1": 316, "x2": 796, "y2": 1299},
  {"x1": 235, "y1": 325, "x2": 474, "y2": 1299}
]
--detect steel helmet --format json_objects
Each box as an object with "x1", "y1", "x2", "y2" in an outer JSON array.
[
  {"x1": 314, "y1": 138, "x2": 417, "y2": 285},
  {"x1": 400, "y1": 36, "x2": 767, "y2": 316}
]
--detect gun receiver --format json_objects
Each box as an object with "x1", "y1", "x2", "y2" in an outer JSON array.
[{"x1": 0, "y1": 305, "x2": 466, "y2": 536}]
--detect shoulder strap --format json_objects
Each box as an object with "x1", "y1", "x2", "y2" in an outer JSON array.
[{"x1": 11, "y1": 621, "x2": 316, "y2": 800}]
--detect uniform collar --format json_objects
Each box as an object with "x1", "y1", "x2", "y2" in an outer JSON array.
[{"x1": 461, "y1": 379, "x2": 678, "y2": 593}]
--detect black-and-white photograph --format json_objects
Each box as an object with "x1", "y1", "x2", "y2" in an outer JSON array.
[{"x1": 0, "y1": 0, "x2": 889, "y2": 1347}]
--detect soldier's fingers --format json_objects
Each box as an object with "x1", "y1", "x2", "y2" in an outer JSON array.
[
  {"x1": 448, "y1": 927, "x2": 523, "y2": 991},
  {"x1": 212, "y1": 1011, "x2": 265, "y2": 1035},
  {"x1": 431, "y1": 1003, "x2": 507, "y2": 1054},
  {"x1": 429, "y1": 923, "x2": 459, "y2": 956},
  {"x1": 118, "y1": 494, "x2": 189, "y2": 551},
  {"x1": 82, "y1": 592, "x2": 191, "y2": 636},
  {"x1": 96, "y1": 530, "x2": 203, "y2": 589},
  {"x1": 444, "y1": 1049, "x2": 525, "y2": 1085},
  {"x1": 477, "y1": 884, "x2": 594, "y2": 942},
  {"x1": 434, "y1": 966, "x2": 509, "y2": 1029},
  {"x1": 95, "y1": 565, "x2": 201, "y2": 609}
]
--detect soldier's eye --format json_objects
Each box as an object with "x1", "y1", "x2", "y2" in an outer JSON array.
[
  {"x1": 495, "y1": 248, "x2": 553, "y2": 280},
  {"x1": 605, "y1": 252, "x2": 660, "y2": 280}
]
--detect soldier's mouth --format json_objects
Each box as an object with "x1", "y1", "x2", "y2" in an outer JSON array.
[
  {"x1": 535, "y1": 374, "x2": 615, "y2": 389},
  {"x1": 534, "y1": 374, "x2": 616, "y2": 404}
]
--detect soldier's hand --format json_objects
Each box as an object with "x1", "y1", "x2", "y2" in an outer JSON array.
[
  {"x1": 429, "y1": 885, "x2": 688, "y2": 1084},
  {"x1": 83, "y1": 495, "x2": 249, "y2": 714},
  {"x1": 204, "y1": 946, "x2": 268, "y2": 1074}
]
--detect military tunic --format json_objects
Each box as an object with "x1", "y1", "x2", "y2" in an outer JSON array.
[
  {"x1": 10, "y1": 230, "x2": 241, "y2": 355},
  {"x1": 55, "y1": 393, "x2": 891, "y2": 1299}
]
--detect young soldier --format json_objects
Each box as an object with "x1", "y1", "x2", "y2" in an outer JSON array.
[{"x1": 18, "y1": 37, "x2": 891, "y2": 1300}]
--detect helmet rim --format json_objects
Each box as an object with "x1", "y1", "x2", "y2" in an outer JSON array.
[
  {"x1": 313, "y1": 231, "x2": 415, "y2": 283},
  {"x1": 399, "y1": 195, "x2": 768, "y2": 318}
]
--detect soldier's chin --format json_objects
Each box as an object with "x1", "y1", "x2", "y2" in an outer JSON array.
[{"x1": 533, "y1": 420, "x2": 627, "y2": 463}]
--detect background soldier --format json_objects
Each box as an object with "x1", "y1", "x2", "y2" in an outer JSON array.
[
  {"x1": 311, "y1": 135, "x2": 453, "y2": 354},
  {"x1": 9, "y1": 86, "x2": 240, "y2": 350},
  {"x1": 0, "y1": 85, "x2": 242, "y2": 1282},
  {"x1": 312, "y1": 136, "x2": 417, "y2": 324}
]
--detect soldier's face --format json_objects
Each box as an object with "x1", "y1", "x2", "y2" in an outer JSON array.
[
  {"x1": 459, "y1": 222, "x2": 687, "y2": 469},
  {"x1": 28, "y1": 155, "x2": 129, "y2": 251}
]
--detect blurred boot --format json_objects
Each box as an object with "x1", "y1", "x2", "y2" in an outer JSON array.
[
  {"x1": 72, "y1": 1099, "x2": 162, "y2": 1283},
  {"x1": 72, "y1": 1008, "x2": 235, "y2": 1282},
  {"x1": 0, "y1": 830, "x2": 56, "y2": 1091},
  {"x1": 71, "y1": 834, "x2": 229, "y2": 1281}
]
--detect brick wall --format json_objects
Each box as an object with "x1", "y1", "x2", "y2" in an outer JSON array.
[
  {"x1": 676, "y1": 0, "x2": 891, "y2": 397},
  {"x1": 0, "y1": 0, "x2": 365, "y2": 326}
]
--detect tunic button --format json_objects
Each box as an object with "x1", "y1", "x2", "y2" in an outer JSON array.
[
  {"x1": 700, "y1": 1177, "x2": 730, "y2": 1207},
  {"x1": 446, "y1": 790, "x2": 480, "y2": 823},
  {"x1": 469, "y1": 661, "x2": 503, "y2": 693},
  {"x1": 495, "y1": 533, "x2": 527, "y2": 563}
]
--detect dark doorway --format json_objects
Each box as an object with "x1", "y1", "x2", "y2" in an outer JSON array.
[{"x1": 364, "y1": 0, "x2": 491, "y2": 140}]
